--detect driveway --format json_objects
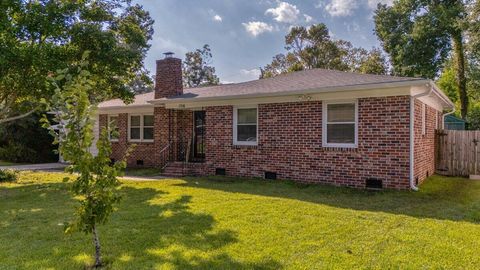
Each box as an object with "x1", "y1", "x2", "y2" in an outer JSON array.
[{"x1": 0, "y1": 163, "x2": 67, "y2": 171}]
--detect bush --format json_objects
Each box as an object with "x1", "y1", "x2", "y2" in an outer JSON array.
[
  {"x1": 0, "y1": 142, "x2": 36, "y2": 163},
  {"x1": 0, "y1": 170, "x2": 18, "y2": 183},
  {"x1": 0, "y1": 113, "x2": 57, "y2": 163}
]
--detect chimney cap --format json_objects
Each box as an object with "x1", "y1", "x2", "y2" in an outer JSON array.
[{"x1": 163, "y1": 52, "x2": 175, "y2": 58}]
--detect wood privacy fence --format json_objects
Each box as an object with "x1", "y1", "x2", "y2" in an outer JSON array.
[{"x1": 435, "y1": 130, "x2": 480, "y2": 176}]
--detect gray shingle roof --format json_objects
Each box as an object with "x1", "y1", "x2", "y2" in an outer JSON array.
[
  {"x1": 173, "y1": 68, "x2": 424, "y2": 100},
  {"x1": 99, "y1": 68, "x2": 426, "y2": 108}
]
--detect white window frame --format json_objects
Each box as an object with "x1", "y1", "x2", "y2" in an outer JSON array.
[
  {"x1": 422, "y1": 103, "x2": 426, "y2": 135},
  {"x1": 322, "y1": 100, "x2": 358, "y2": 148},
  {"x1": 107, "y1": 115, "x2": 119, "y2": 142},
  {"x1": 233, "y1": 106, "x2": 258, "y2": 146},
  {"x1": 128, "y1": 114, "x2": 154, "y2": 142},
  {"x1": 435, "y1": 111, "x2": 438, "y2": 130}
]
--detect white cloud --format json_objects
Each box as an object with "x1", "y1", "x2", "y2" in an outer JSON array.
[
  {"x1": 213, "y1": 14, "x2": 222, "y2": 22},
  {"x1": 367, "y1": 0, "x2": 393, "y2": 9},
  {"x1": 265, "y1": 1, "x2": 300, "y2": 23},
  {"x1": 242, "y1": 21, "x2": 274, "y2": 37},
  {"x1": 239, "y1": 68, "x2": 262, "y2": 81},
  {"x1": 325, "y1": 0, "x2": 358, "y2": 17},
  {"x1": 304, "y1": 14, "x2": 313, "y2": 23}
]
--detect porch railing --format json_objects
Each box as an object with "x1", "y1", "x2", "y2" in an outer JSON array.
[{"x1": 158, "y1": 142, "x2": 172, "y2": 170}]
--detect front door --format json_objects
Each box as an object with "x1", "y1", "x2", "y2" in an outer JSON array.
[{"x1": 193, "y1": 111, "x2": 206, "y2": 161}]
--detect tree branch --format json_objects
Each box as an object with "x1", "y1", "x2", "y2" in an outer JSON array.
[{"x1": 0, "y1": 108, "x2": 37, "y2": 124}]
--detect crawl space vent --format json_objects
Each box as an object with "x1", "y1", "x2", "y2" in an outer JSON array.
[
  {"x1": 136, "y1": 160, "x2": 144, "y2": 166},
  {"x1": 365, "y1": 178, "x2": 383, "y2": 189},
  {"x1": 264, "y1": 171, "x2": 277, "y2": 180},
  {"x1": 215, "y1": 168, "x2": 226, "y2": 176}
]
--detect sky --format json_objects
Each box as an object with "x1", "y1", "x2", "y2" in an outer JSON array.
[{"x1": 134, "y1": 0, "x2": 393, "y2": 83}]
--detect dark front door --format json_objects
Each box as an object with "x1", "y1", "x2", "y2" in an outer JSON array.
[{"x1": 193, "y1": 111, "x2": 206, "y2": 161}]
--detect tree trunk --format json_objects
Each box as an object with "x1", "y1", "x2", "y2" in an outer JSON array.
[
  {"x1": 92, "y1": 225, "x2": 103, "y2": 268},
  {"x1": 452, "y1": 31, "x2": 468, "y2": 119}
]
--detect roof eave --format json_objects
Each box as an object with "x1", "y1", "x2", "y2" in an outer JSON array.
[
  {"x1": 426, "y1": 80, "x2": 455, "y2": 109},
  {"x1": 148, "y1": 79, "x2": 430, "y2": 106}
]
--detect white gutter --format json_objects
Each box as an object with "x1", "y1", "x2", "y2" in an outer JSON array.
[
  {"x1": 441, "y1": 107, "x2": 456, "y2": 129},
  {"x1": 409, "y1": 88, "x2": 433, "y2": 191}
]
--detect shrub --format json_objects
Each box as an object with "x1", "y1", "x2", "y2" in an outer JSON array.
[
  {"x1": 0, "y1": 113, "x2": 58, "y2": 163},
  {"x1": 0, "y1": 170, "x2": 18, "y2": 183},
  {"x1": 0, "y1": 142, "x2": 36, "y2": 163}
]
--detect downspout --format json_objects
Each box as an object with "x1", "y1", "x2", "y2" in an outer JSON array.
[
  {"x1": 442, "y1": 108, "x2": 456, "y2": 129},
  {"x1": 409, "y1": 88, "x2": 433, "y2": 191}
]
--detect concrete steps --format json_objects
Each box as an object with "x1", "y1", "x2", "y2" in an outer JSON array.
[{"x1": 162, "y1": 162, "x2": 187, "y2": 177}]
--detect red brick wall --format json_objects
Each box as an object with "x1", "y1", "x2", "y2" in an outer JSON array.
[
  {"x1": 99, "y1": 95, "x2": 439, "y2": 189},
  {"x1": 100, "y1": 109, "x2": 193, "y2": 168},
  {"x1": 204, "y1": 96, "x2": 412, "y2": 189},
  {"x1": 155, "y1": 58, "x2": 183, "y2": 99},
  {"x1": 413, "y1": 99, "x2": 440, "y2": 184},
  {"x1": 100, "y1": 113, "x2": 158, "y2": 167}
]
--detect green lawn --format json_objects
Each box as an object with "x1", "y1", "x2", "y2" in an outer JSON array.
[
  {"x1": 125, "y1": 167, "x2": 163, "y2": 177},
  {"x1": 0, "y1": 160, "x2": 21, "y2": 166},
  {"x1": 1, "y1": 172, "x2": 480, "y2": 269}
]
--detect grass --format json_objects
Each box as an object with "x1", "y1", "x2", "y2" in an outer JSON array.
[
  {"x1": 125, "y1": 167, "x2": 163, "y2": 177},
  {"x1": 1, "y1": 172, "x2": 480, "y2": 269},
  {"x1": 0, "y1": 160, "x2": 22, "y2": 166}
]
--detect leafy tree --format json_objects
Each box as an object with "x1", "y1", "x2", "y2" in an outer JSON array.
[
  {"x1": 467, "y1": 103, "x2": 480, "y2": 130},
  {"x1": 374, "y1": 0, "x2": 469, "y2": 118},
  {"x1": 469, "y1": 0, "x2": 480, "y2": 59},
  {"x1": 0, "y1": 0, "x2": 154, "y2": 123},
  {"x1": 183, "y1": 44, "x2": 220, "y2": 88},
  {"x1": 438, "y1": 58, "x2": 480, "y2": 129},
  {"x1": 43, "y1": 54, "x2": 129, "y2": 268},
  {"x1": 260, "y1": 24, "x2": 388, "y2": 78},
  {"x1": 437, "y1": 63, "x2": 459, "y2": 104},
  {"x1": 356, "y1": 48, "x2": 389, "y2": 75},
  {"x1": 0, "y1": 113, "x2": 57, "y2": 163}
]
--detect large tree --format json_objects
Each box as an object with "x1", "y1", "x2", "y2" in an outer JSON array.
[
  {"x1": 0, "y1": 0, "x2": 154, "y2": 123},
  {"x1": 183, "y1": 44, "x2": 220, "y2": 88},
  {"x1": 374, "y1": 0, "x2": 470, "y2": 118},
  {"x1": 260, "y1": 24, "x2": 388, "y2": 78}
]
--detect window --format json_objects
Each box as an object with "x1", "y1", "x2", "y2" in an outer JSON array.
[
  {"x1": 108, "y1": 115, "x2": 119, "y2": 141},
  {"x1": 422, "y1": 104, "x2": 426, "y2": 135},
  {"x1": 129, "y1": 114, "x2": 154, "y2": 142},
  {"x1": 322, "y1": 101, "x2": 358, "y2": 148},
  {"x1": 233, "y1": 107, "x2": 257, "y2": 145}
]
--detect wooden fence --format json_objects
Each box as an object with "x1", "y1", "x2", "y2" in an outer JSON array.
[{"x1": 435, "y1": 130, "x2": 480, "y2": 176}]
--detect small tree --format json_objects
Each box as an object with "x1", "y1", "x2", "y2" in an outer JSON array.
[{"x1": 43, "y1": 53, "x2": 129, "y2": 268}]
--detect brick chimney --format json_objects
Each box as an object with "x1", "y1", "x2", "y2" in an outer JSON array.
[{"x1": 155, "y1": 52, "x2": 183, "y2": 99}]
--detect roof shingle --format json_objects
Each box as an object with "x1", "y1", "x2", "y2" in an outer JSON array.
[{"x1": 99, "y1": 68, "x2": 425, "y2": 108}]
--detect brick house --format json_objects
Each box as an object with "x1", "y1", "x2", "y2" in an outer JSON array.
[{"x1": 96, "y1": 54, "x2": 454, "y2": 190}]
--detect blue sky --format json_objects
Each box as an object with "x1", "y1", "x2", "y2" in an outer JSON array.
[{"x1": 135, "y1": 0, "x2": 393, "y2": 83}]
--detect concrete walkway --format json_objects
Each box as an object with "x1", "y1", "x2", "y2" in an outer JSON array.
[
  {"x1": 0, "y1": 163, "x2": 67, "y2": 171},
  {"x1": 0, "y1": 163, "x2": 170, "y2": 181},
  {"x1": 120, "y1": 175, "x2": 167, "y2": 181}
]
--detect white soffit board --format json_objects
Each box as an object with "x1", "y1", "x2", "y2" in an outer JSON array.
[{"x1": 163, "y1": 87, "x2": 412, "y2": 109}]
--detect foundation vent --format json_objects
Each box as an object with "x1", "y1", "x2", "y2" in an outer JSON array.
[
  {"x1": 215, "y1": 168, "x2": 226, "y2": 176},
  {"x1": 365, "y1": 178, "x2": 383, "y2": 189},
  {"x1": 264, "y1": 171, "x2": 277, "y2": 180},
  {"x1": 136, "y1": 160, "x2": 144, "y2": 166}
]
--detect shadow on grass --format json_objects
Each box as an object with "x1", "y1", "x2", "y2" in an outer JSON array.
[
  {"x1": 173, "y1": 175, "x2": 480, "y2": 224},
  {"x1": 0, "y1": 182, "x2": 281, "y2": 269},
  {"x1": 108, "y1": 186, "x2": 281, "y2": 269}
]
